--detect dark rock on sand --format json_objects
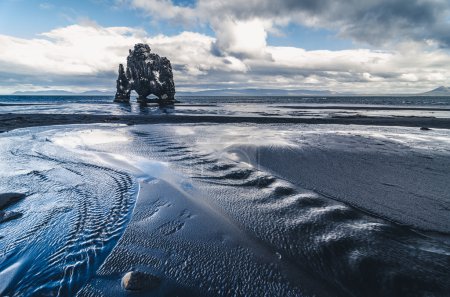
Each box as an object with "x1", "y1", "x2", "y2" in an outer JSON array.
[
  {"x1": 114, "y1": 64, "x2": 131, "y2": 103},
  {"x1": 121, "y1": 271, "x2": 160, "y2": 291},
  {"x1": 114, "y1": 43, "x2": 176, "y2": 104},
  {"x1": 0, "y1": 211, "x2": 22, "y2": 223},
  {"x1": 0, "y1": 193, "x2": 25, "y2": 210}
]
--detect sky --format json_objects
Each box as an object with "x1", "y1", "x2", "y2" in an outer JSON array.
[{"x1": 1, "y1": 0, "x2": 450, "y2": 94}]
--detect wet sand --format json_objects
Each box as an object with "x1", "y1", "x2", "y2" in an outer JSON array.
[
  {"x1": 1, "y1": 114, "x2": 449, "y2": 296},
  {"x1": 0, "y1": 113, "x2": 449, "y2": 133}
]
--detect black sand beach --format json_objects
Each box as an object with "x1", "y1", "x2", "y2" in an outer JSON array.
[
  {"x1": 1, "y1": 113, "x2": 450, "y2": 133},
  {"x1": 3, "y1": 0, "x2": 450, "y2": 294},
  {"x1": 1, "y1": 110, "x2": 449, "y2": 296}
]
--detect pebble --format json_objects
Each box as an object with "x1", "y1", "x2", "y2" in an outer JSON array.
[
  {"x1": 122, "y1": 271, "x2": 160, "y2": 291},
  {"x1": 0, "y1": 211, "x2": 22, "y2": 223},
  {"x1": 0, "y1": 193, "x2": 26, "y2": 210}
]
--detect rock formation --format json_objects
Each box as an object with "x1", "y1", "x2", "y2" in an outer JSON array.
[
  {"x1": 114, "y1": 64, "x2": 131, "y2": 102},
  {"x1": 114, "y1": 44, "x2": 176, "y2": 104},
  {"x1": 0, "y1": 192, "x2": 25, "y2": 209},
  {"x1": 0, "y1": 193, "x2": 25, "y2": 224}
]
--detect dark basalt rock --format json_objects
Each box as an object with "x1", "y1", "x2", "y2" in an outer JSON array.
[
  {"x1": 0, "y1": 193, "x2": 25, "y2": 210},
  {"x1": 114, "y1": 64, "x2": 131, "y2": 103},
  {"x1": 0, "y1": 211, "x2": 22, "y2": 223},
  {"x1": 114, "y1": 44, "x2": 176, "y2": 104}
]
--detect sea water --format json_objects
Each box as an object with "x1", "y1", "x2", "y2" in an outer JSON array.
[{"x1": 0, "y1": 95, "x2": 449, "y2": 118}]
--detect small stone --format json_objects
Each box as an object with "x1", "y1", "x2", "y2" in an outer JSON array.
[
  {"x1": 420, "y1": 127, "x2": 431, "y2": 131},
  {"x1": 0, "y1": 193, "x2": 26, "y2": 210},
  {"x1": 121, "y1": 271, "x2": 160, "y2": 291},
  {"x1": 0, "y1": 211, "x2": 22, "y2": 223}
]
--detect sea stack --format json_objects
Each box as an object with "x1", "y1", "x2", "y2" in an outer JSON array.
[
  {"x1": 114, "y1": 43, "x2": 176, "y2": 104},
  {"x1": 114, "y1": 64, "x2": 131, "y2": 102}
]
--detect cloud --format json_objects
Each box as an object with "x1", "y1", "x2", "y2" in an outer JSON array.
[
  {"x1": 1, "y1": 23, "x2": 450, "y2": 94},
  {"x1": 0, "y1": 25, "x2": 143, "y2": 75},
  {"x1": 0, "y1": 24, "x2": 249, "y2": 93},
  {"x1": 39, "y1": 2, "x2": 54, "y2": 10},
  {"x1": 128, "y1": 0, "x2": 197, "y2": 24},
  {"x1": 210, "y1": 18, "x2": 272, "y2": 59},
  {"x1": 127, "y1": 0, "x2": 450, "y2": 48},
  {"x1": 113, "y1": 0, "x2": 450, "y2": 93}
]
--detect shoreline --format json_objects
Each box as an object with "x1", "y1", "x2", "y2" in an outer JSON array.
[
  {"x1": 2, "y1": 102, "x2": 450, "y2": 110},
  {"x1": 1, "y1": 113, "x2": 449, "y2": 132},
  {"x1": 1, "y1": 118, "x2": 449, "y2": 296}
]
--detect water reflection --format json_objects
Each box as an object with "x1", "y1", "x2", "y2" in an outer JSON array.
[{"x1": 0, "y1": 95, "x2": 449, "y2": 119}]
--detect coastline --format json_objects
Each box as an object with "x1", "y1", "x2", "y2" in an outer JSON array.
[
  {"x1": 1, "y1": 120, "x2": 449, "y2": 296},
  {"x1": 1, "y1": 113, "x2": 450, "y2": 133}
]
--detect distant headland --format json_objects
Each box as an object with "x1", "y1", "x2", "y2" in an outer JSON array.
[{"x1": 9, "y1": 86, "x2": 450, "y2": 97}]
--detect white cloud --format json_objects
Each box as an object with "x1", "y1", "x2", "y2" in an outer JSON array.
[
  {"x1": 211, "y1": 18, "x2": 271, "y2": 59},
  {"x1": 0, "y1": 24, "x2": 248, "y2": 76},
  {"x1": 146, "y1": 31, "x2": 248, "y2": 74},
  {"x1": 129, "y1": 0, "x2": 197, "y2": 23},
  {"x1": 1, "y1": 23, "x2": 450, "y2": 94},
  {"x1": 127, "y1": 0, "x2": 450, "y2": 48},
  {"x1": 118, "y1": 0, "x2": 450, "y2": 94},
  {"x1": 39, "y1": 2, "x2": 54, "y2": 10},
  {"x1": 0, "y1": 24, "x2": 249, "y2": 92},
  {"x1": 0, "y1": 25, "x2": 143, "y2": 75}
]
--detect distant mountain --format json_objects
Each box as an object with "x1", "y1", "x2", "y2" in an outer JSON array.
[
  {"x1": 11, "y1": 87, "x2": 450, "y2": 97},
  {"x1": 79, "y1": 90, "x2": 114, "y2": 96},
  {"x1": 12, "y1": 88, "x2": 343, "y2": 97},
  {"x1": 420, "y1": 86, "x2": 450, "y2": 96},
  {"x1": 177, "y1": 88, "x2": 342, "y2": 96},
  {"x1": 12, "y1": 90, "x2": 113, "y2": 96},
  {"x1": 13, "y1": 90, "x2": 75, "y2": 95}
]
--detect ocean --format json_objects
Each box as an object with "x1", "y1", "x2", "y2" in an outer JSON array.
[
  {"x1": 1, "y1": 95, "x2": 450, "y2": 105},
  {"x1": 1, "y1": 95, "x2": 450, "y2": 118}
]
